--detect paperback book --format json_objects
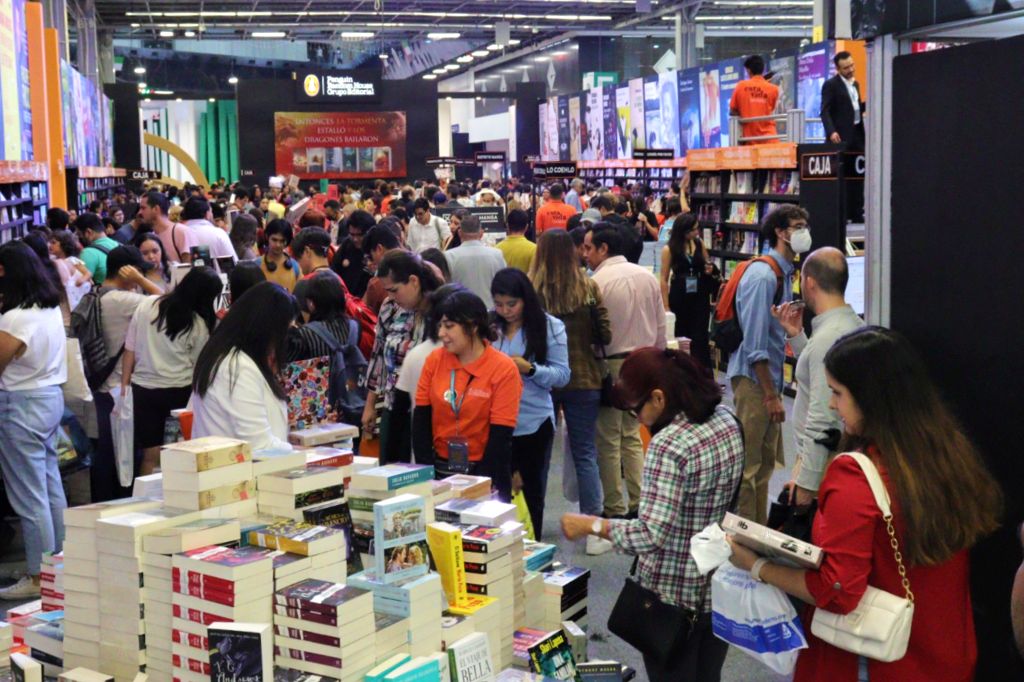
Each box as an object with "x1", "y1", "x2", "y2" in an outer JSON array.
[
  {"x1": 373, "y1": 494, "x2": 430, "y2": 584},
  {"x1": 721, "y1": 512, "x2": 823, "y2": 569},
  {"x1": 207, "y1": 622, "x2": 273, "y2": 682},
  {"x1": 527, "y1": 630, "x2": 579, "y2": 681}
]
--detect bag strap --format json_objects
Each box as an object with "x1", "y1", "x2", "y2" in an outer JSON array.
[{"x1": 837, "y1": 452, "x2": 915, "y2": 603}]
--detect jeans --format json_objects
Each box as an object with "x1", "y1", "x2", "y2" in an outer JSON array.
[
  {"x1": 0, "y1": 387, "x2": 67, "y2": 575},
  {"x1": 511, "y1": 419, "x2": 554, "y2": 538},
  {"x1": 642, "y1": 614, "x2": 728, "y2": 682},
  {"x1": 551, "y1": 389, "x2": 603, "y2": 516}
]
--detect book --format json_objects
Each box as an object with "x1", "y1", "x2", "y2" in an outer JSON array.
[
  {"x1": 561, "y1": 621, "x2": 587, "y2": 664},
  {"x1": 63, "y1": 498, "x2": 162, "y2": 528},
  {"x1": 11, "y1": 652, "x2": 42, "y2": 682},
  {"x1": 257, "y1": 468, "x2": 344, "y2": 496},
  {"x1": 576, "y1": 662, "x2": 622, "y2": 681},
  {"x1": 373, "y1": 494, "x2": 430, "y2": 584},
  {"x1": 459, "y1": 500, "x2": 518, "y2": 527},
  {"x1": 425, "y1": 522, "x2": 467, "y2": 607},
  {"x1": 303, "y1": 448, "x2": 354, "y2": 469},
  {"x1": 287, "y1": 423, "x2": 359, "y2": 447},
  {"x1": 350, "y1": 464, "x2": 434, "y2": 492},
  {"x1": 58, "y1": 669, "x2": 115, "y2": 682},
  {"x1": 207, "y1": 622, "x2": 273, "y2": 682},
  {"x1": 434, "y1": 499, "x2": 479, "y2": 524},
  {"x1": 257, "y1": 487, "x2": 345, "y2": 511},
  {"x1": 523, "y1": 541, "x2": 557, "y2": 573},
  {"x1": 364, "y1": 653, "x2": 411, "y2": 682},
  {"x1": 172, "y1": 545, "x2": 277, "y2": 582},
  {"x1": 527, "y1": 630, "x2": 579, "y2": 681},
  {"x1": 162, "y1": 463, "x2": 254, "y2": 492},
  {"x1": 142, "y1": 518, "x2": 241, "y2": 555},
  {"x1": 274, "y1": 579, "x2": 372, "y2": 614},
  {"x1": 132, "y1": 473, "x2": 163, "y2": 498},
  {"x1": 251, "y1": 448, "x2": 308, "y2": 477},
  {"x1": 460, "y1": 522, "x2": 523, "y2": 556},
  {"x1": 721, "y1": 512, "x2": 823, "y2": 569},
  {"x1": 301, "y1": 499, "x2": 351, "y2": 527},
  {"x1": 160, "y1": 437, "x2": 253, "y2": 472},
  {"x1": 248, "y1": 521, "x2": 345, "y2": 556},
  {"x1": 448, "y1": 632, "x2": 495, "y2": 682},
  {"x1": 443, "y1": 474, "x2": 492, "y2": 500},
  {"x1": 164, "y1": 480, "x2": 255, "y2": 511}
]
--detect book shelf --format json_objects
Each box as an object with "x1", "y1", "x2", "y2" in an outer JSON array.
[
  {"x1": 576, "y1": 158, "x2": 687, "y2": 192},
  {"x1": 0, "y1": 161, "x2": 49, "y2": 245},
  {"x1": 65, "y1": 165, "x2": 127, "y2": 214}
]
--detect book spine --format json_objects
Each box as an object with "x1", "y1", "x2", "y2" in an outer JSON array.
[
  {"x1": 171, "y1": 629, "x2": 208, "y2": 651},
  {"x1": 171, "y1": 568, "x2": 239, "y2": 595},
  {"x1": 172, "y1": 604, "x2": 231, "y2": 626},
  {"x1": 273, "y1": 625, "x2": 341, "y2": 648},
  {"x1": 308, "y1": 454, "x2": 353, "y2": 468},
  {"x1": 272, "y1": 605, "x2": 339, "y2": 626},
  {"x1": 274, "y1": 647, "x2": 342, "y2": 668},
  {"x1": 172, "y1": 581, "x2": 242, "y2": 607}
]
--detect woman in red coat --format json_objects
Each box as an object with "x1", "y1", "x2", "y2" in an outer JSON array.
[{"x1": 727, "y1": 327, "x2": 1001, "y2": 681}]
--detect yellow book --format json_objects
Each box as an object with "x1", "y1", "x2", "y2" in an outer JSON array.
[{"x1": 426, "y1": 522, "x2": 468, "y2": 607}]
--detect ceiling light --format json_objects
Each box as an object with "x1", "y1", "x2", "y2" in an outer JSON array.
[
  {"x1": 341, "y1": 31, "x2": 375, "y2": 38},
  {"x1": 130, "y1": 22, "x2": 140, "y2": 27},
  {"x1": 184, "y1": 30, "x2": 195, "y2": 37},
  {"x1": 153, "y1": 89, "x2": 174, "y2": 95},
  {"x1": 159, "y1": 30, "x2": 174, "y2": 37},
  {"x1": 251, "y1": 30, "x2": 286, "y2": 38},
  {"x1": 379, "y1": 53, "x2": 388, "y2": 59},
  {"x1": 423, "y1": 74, "x2": 437, "y2": 80},
  {"x1": 713, "y1": 1, "x2": 812, "y2": 5},
  {"x1": 652, "y1": 44, "x2": 660, "y2": 48},
  {"x1": 509, "y1": 39, "x2": 521, "y2": 44},
  {"x1": 551, "y1": 50, "x2": 567, "y2": 56},
  {"x1": 427, "y1": 32, "x2": 461, "y2": 39},
  {"x1": 144, "y1": 97, "x2": 151, "y2": 102},
  {"x1": 456, "y1": 55, "x2": 474, "y2": 63},
  {"x1": 472, "y1": 49, "x2": 489, "y2": 57},
  {"x1": 228, "y1": 75, "x2": 239, "y2": 84},
  {"x1": 433, "y1": 68, "x2": 447, "y2": 74},
  {"x1": 137, "y1": 82, "x2": 147, "y2": 89},
  {"x1": 444, "y1": 64, "x2": 460, "y2": 71},
  {"x1": 175, "y1": 97, "x2": 182, "y2": 102},
  {"x1": 487, "y1": 44, "x2": 501, "y2": 51},
  {"x1": 208, "y1": 97, "x2": 216, "y2": 102},
  {"x1": 533, "y1": 55, "x2": 549, "y2": 62},
  {"x1": 133, "y1": 66, "x2": 146, "y2": 74}
]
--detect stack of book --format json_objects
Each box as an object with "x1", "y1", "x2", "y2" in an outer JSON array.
[
  {"x1": 273, "y1": 579, "x2": 376, "y2": 681},
  {"x1": 541, "y1": 566, "x2": 590, "y2": 632},
  {"x1": 0, "y1": 621, "x2": 10, "y2": 668},
  {"x1": 256, "y1": 467, "x2": 345, "y2": 521},
  {"x1": 431, "y1": 479, "x2": 453, "y2": 506},
  {"x1": 522, "y1": 573, "x2": 544, "y2": 629},
  {"x1": 160, "y1": 437, "x2": 255, "y2": 513},
  {"x1": 435, "y1": 499, "x2": 517, "y2": 527},
  {"x1": 376, "y1": 652, "x2": 450, "y2": 681},
  {"x1": 440, "y1": 609, "x2": 475, "y2": 650},
  {"x1": 248, "y1": 520, "x2": 347, "y2": 583},
  {"x1": 347, "y1": 571, "x2": 444, "y2": 657},
  {"x1": 169, "y1": 546, "x2": 274, "y2": 680},
  {"x1": 346, "y1": 464, "x2": 435, "y2": 566},
  {"x1": 303, "y1": 446, "x2": 354, "y2": 480},
  {"x1": 24, "y1": 611, "x2": 65, "y2": 677},
  {"x1": 8, "y1": 599, "x2": 42, "y2": 645},
  {"x1": 373, "y1": 611, "x2": 410, "y2": 663},
  {"x1": 132, "y1": 473, "x2": 163, "y2": 499},
  {"x1": 140, "y1": 519, "x2": 241, "y2": 682},
  {"x1": 448, "y1": 594, "x2": 501, "y2": 662},
  {"x1": 41, "y1": 552, "x2": 64, "y2": 611},
  {"x1": 561, "y1": 621, "x2": 587, "y2": 664},
  {"x1": 252, "y1": 448, "x2": 307, "y2": 477},
  {"x1": 63, "y1": 499, "x2": 161, "y2": 671},
  {"x1": 460, "y1": 522, "x2": 526, "y2": 667},
  {"x1": 447, "y1": 632, "x2": 496, "y2": 682},
  {"x1": 522, "y1": 540, "x2": 556, "y2": 573},
  {"x1": 511, "y1": 628, "x2": 548, "y2": 669},
  {"x1": 270, "y1": 552, "x2": 316, "y2": 592},
  {"x1": 10, "y1": 652, "x2": 41, "y2": 682}
]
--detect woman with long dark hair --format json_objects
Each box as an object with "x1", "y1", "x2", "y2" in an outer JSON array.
[
  {"x1": 191, "y1": 281, "x2": 296, "y2": 450},
  {"x1": 122, "y1": 266, "x2": 223, "y2": 473},
  {"x1": 560, "y1": 347, "x2": 743, "y2": 681},
  {"x1": 0, "y1": 242, "x2": 68, "y2": 599},
  {"x1": 48, "y1": 229, "x2": 92, "y2": 311},
  {"x1": 728, "y1": 327, "x2": 1001, "y2": 682},
  {"x1": 133, "y1": 231, "x2": 173, "y2": 293},
  {"x1": 660, "y1": 212, "x2": 716, "y2": 367},
  {"x1": 491, "y1": 268, "x2": 570, "y2": 536}
]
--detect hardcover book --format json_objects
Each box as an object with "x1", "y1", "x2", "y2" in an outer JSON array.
[
  {"x1": 207, "y1": 622, "x2": 273, "y2": 682},
  {"x1": 527, "y1": 630, "x2": 580, "y2": 681},
  {"x1": 373, "y1": 494, "x2": 430, "y2": 584},
  {"x1": 721, "y1": 512, "x2": 823, "y2": 569}
]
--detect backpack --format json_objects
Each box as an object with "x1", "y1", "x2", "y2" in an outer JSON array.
[
  {"x1": 710, "y1": 256, "x2": 785, "y2": 354},
  {"x1": 305, "y1": 319, "x2": 367, "y2": 423},
  {"x1": 69, "y1": 287, "x2": 123, "y2": 391},
  {"x1": 345, "y1": 294, "x2": 378, "y2": 360}
]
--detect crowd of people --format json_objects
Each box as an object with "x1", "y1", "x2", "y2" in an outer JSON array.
[{"x1": 0, "y1": 172, "x2": 1002, "y2": 682}]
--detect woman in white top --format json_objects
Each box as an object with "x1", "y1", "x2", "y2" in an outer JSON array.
[
  {"x1": 47, "y1": 230, "x2": 92, "y2": 311},
  {"x1": 0, "y1": 242, "x2": 68, "y2": 599},
  {"x1": 191, "y1": 281, "x2": 295, "y2": 451},
  {"x1": 122, "y1": 267, "x2": 222, "y2": 474}
]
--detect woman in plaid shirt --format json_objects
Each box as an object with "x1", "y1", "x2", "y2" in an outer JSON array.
[{"x1": 561, "y1": 347, "x2": 744, "y2": 682}]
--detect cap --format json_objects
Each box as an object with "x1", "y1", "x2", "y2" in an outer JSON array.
[
  {"x1": 581, "y1": 209, "x2": 602, "y2": 226},
  {"x1": 106, "y1": 245, "x2": 155, "y2": 274}
]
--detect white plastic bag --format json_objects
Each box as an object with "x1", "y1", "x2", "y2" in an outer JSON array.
[
  {"x1": 689, "y1": 522, "x2": 733, "y2": 575},
  {"x1": 560, "y1": 419, "x2": 579, "y2": 503},
  {"x1": 711, "y1": 564, "x2": 808, "y2": 675},
  {"x1": 110, "y1": 386, "x2": 135, "y2": 487}
]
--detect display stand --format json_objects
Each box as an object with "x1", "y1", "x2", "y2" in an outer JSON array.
[
  {"x1": 0, "y1": 161, "x2": 50, "y2": 244},
  {"x1": 64, "y1": 166, "x2": 127, "y2": 214},
  {"x1": 795, "y1": 143, "x2": 861, "y2": 253},
  {"x1": 576, "y1": 158, "x2": 686, "y2": 191}
]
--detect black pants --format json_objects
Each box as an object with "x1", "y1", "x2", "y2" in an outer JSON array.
[
  {"x1": 132, "y1": 384, "x2": 191, "y2": 449},
  {"x1": 91, "y1": 391, "x2": 133, "y2": 502},
  {"x1": 642, "y1": 614, "x2": 728, "y2": 682},
  {"x1": 511, "y1": 418, "x2": 554, "y2": 538},
  {"x1": 670, "y1": 288, "x2": 713, "y2": 369},
  {"x1": 380, "y1": 391, "x2": 412, "y2": 464}
]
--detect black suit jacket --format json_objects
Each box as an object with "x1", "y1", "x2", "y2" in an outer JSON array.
[{"x1": 820, "y1": 75, "x2": 865, "y2": 145}]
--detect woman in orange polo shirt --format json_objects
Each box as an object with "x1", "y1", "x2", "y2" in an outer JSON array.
[{"x1": 413, "y1": 290, "x2": 523, "y2": 500}]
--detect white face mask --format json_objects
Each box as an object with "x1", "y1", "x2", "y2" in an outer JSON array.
[{"x1": 788, "y1": 228, "x2": 812, "y2": 254}]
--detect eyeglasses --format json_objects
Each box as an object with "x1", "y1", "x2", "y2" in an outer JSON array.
[{"x1": 626, "y1": 394, "x2": 650, "y2": 419}]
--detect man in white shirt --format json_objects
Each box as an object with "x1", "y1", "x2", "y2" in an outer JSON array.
[
  {"x1": 181, "y1": 197, "x2": 237, "y2": 267},
  {"x1": 773, "y1": 247, "x2": 865, "y2": 506},
  {"x1": 586, "y1": 222, "x2": 666, "y2": 520},
  {"x1": 444, "y1": 215, "x2": 506, "y2": 309},
  {"x1": 406, "y1": 198, "x2": 452, "y2": 253}
]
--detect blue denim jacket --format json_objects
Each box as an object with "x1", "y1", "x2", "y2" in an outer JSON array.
[{"x1": 494, "y1": 314, "x2": 571, "y2": 435}]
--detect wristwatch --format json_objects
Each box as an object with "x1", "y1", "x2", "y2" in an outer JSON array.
[
  {"x1": 590, "y1": 518, "x2": 604, "y2": 536},
  {"x1": 751, "y1": 558, "x2": 770, "y2": 583},
  {"x1": 527, "y1": 363, "x2": 537, "y2": 377}
]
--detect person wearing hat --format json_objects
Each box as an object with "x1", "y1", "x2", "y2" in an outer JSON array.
[
  {"x1": 90, "y1": 246, "x2": 163, "y2": 502},
  {"x1": 580, "y1": 208, "x2": 602, "y2": 227}
]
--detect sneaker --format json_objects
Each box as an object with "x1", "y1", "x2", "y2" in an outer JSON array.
[
  {"x1": 586, "y1": 535, "x2": 614, "y2": 556},
  {"x1": 0, "y1": 575, "x2": 40, "y2": 600}
]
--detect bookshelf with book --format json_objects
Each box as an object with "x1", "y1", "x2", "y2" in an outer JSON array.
[
  {"x1": 576, "y1": 159, "x2": 686, "y2": 193},
  {"x1": 65, "y1": 166, "x2": 127, "y2": 214},
  {"x1": 0, "y1": 161, "x2": 49, "y2": 244}
]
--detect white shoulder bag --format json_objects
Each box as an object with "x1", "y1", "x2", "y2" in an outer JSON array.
[{"x1": 810, "y1": 452, "x2": 915, "y2": 662}]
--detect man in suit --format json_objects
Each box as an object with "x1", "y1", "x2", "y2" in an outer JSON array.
[{"x1": 820, "y1": 51, "x2": 866, "y2": 150}]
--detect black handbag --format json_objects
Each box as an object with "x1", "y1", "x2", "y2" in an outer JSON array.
[{"x1": 607, "y1": 559, "x2": 704, "y2": 666}]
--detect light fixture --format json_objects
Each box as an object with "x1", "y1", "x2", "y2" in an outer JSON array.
[
  {"x1": 652, "y1": 44, "x2": 660, "y2": 48},
  {"x1": 153, "y1": 89, "x2": 174, "y2": 95},
  {"x1": 456, "y1": 55, "x2": 474, "y2": 63},
  {"x1": 130, "y1": 22, "x2": 140, "y2": 27},
  {"x1": 379, "y1": 53, "x2": 388, "y2": 59},
  {"x1": 509, "y1": 38, "x2": 521, "y2": 44},
  {"x1": 551, "y1": 50, "x2": 568, "y2": 56},
  {"x1": 144, "y1": 97, "x2": 151, "y2": 102},
  {"x1": 341, "y1": 31, "x2": 375, "y2": 38},
  {"x1": 184, "y1": 30, "x2": 195, "y2": 37},
  {"x1": 133, "y1": 66, "x2": 146, "y2": 74},
  {"x1": 423, "y1": 74, "x2": 437, "y2": 80},
  {"x1": 713, "y1": 0, "x2": 813, "y2": 5},
  {"x1": 209, "y1": 97, "x2": 216, "y2": 102},
  {"x1": 175, "y1": 97, "x2": 182, "y2": 102},
  {"x1": 433, "y1": 68, "x2": 446, "y2": 74},
  {"x1": 228, "y1": 75, "x2": 239, "y2": 84},
  {"x1": 159, "y1": 30, "x2": 174, "y2": 37},
  {"x1": 427, "y1": 32, "x2": 461, "y2": 39},
  {"x1": 137, "y1": 82, "x2": 147, "y2": 89},
  {"x1": 444, "y1": 64, "x2": 460, "y2": 71},
  {"x1": 471, "y1": 49, "x2": 489, "y2": 57},
  {"x1": 533, "y1": 55, "x2": 550, "y2": 62},
  {"x1": 251, "y1": 30, "x2": 286, "y2": 38},
  {"x1": 487, "y1": 44, "x2": 501, "y2": 51}
]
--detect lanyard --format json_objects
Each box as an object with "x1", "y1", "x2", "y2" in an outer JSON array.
[{"x1": 448, "y1": 371, "x2": 474, "y2": 435}]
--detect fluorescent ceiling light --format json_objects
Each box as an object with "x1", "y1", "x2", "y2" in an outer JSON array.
[
  {"x1": 713, "y1": 1, "x2": 812, "y2": 5},
  {"x1": 159, "y1": 30, "x2": 174, "y2": 37},
  {"x1": 471, "y1": 50, "x2": 489, "y2": 57},
  {"x1": 509, "y1": 39, "x2": 521, "y2": 44},
  {"x1": 208, "y1": 97, "x2": 216, "y2": 102},
  {"x1": 137, "y1": 82, "x2": 147, "y2": 89},
  {"x1": 445, "y1": 64, "x2": 460, "y2": 71},
  {"x1": 341, "y1": 31, "x2": 375, "y2": 38},
  {"x1": 379, "y1": 53, "x2": 388, "y2": 59},
  {"x1": 228, "y1": 76, "x2": 239, "y2": 84},
  {"x1": 487, "y1": 44, "x2": 502, "y2": 51},
  {"x1": 433, "y1": 68, "x2": 447, "y2": 74},
  {"x1": 130, "y1": 22, "x2": 140, "y2": 28},
  {"x1": 428, "y1": 32, "x2": 461, "y2": 39},
  {"x1": 456, "y1": 55, "x2": 474, "y2": 63},
  {"x1": 251, "y1": 30, "x2": 286, "y2": 37},
  {"x1": 175, "y1": 98, "x2": 182, "y2": 102},
  {"x1": 144, "y1": 98, "x2": 151, "y2": 102},
  {"x1": 423, "y1": 74, "x2": 437, "y2": 80},
  {"x1": 153, "y1": 90, "x2": 174, "y2": 95},
  {"x1": 664, "y1": 14, "x2": 812, "y2": 20},
  {"x1": 184, "y1": 30, "x2": 195, "y2": 37},
  {"x1": 533, "y1": 55, "x2": 550, "y2": 62},
  {"x1": 551, "y1": 50, "x2": 568, "y2": 56},
  {"x1": 133, "y1": 66, "x2": 146, "y2": 74}
]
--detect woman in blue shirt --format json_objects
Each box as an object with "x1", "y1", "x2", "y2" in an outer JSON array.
[{"x1": 491, "y1": 268, "x2": 570, "y2": 537}]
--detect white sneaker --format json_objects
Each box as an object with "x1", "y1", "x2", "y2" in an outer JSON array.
[
  {"x1": 586, "y1": 535, "x2": 614, "y2": 556},
  {"x1": 0, "y1": 575, "x2": 40, "y2": 600}
]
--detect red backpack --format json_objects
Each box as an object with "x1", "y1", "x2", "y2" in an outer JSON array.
[
  {"x1": 301, "y1": 270, "x2": 378, "y2": 358},
  {"x1": 710, "y1": 256, "x2": 785, "y2": 354}
]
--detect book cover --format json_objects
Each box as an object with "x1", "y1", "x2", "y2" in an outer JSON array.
[
  {"x1": 527, "y1": 631, "x2": 580, "y2": 681},
  {"x1": 303, "y1": 448, "x2": 354, "y2": 469},
  {"x1": 721, "y1": 512, "x2": 823, "y2": 569},
  {"x1": 257, "y1": 468, "x2": 344, "y2": 496},
  {"x1": 459, "y1": 523, "x2": 522, "y2": 555},
  {"x1": 576, "y1": 662, "x2": 622, "y2": 681},
  {"x1": 542, "y1": 566, "x2": 590, "y2": 592},
  {"x1": 442, "y1": 474, "x2": 491, "y2": 499},
  {"x1": 513, "y1": 628, "x2": 549, "y2": 662},
  {"x1": 173, "y1": 546, "x2": 276, "y2": 581},
  {"x1": 207, "y1": 622, "x2": 272, "y2": 682},
  {"x1": 351, "y1": 464, "x2": 434, "y2": 492},
  {"x1": 373, "y1": 494, "x2": 430, "y2": 584},
  {"x1": 249, "y1": 521, "x2": 345, "y2": 557},
  {"x1": 364, "y1": 653, "x2": 411, "y2": 682},
  {"x1": 274, "y1": 579, "x2": 373, "y2": 614},
  {"x1": 447, "y1": 632, "x2": 495, "y2": 682},
  {"x1": 425, "y1": 522, "x2": 467, "y2": 607},
  {"x1": 11, "y1": 652, "x2": 42, "y2": 682}
]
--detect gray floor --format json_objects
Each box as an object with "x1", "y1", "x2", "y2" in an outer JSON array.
[{"x1": 539, "y1": 385, "x2": 797, "y2": 682}]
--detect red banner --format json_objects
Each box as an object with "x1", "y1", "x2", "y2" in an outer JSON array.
[{"x1": 273, "y1": 111, "x2": 407, "y2": 179}]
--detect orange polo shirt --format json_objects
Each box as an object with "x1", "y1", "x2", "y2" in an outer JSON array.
[
  {"x1": 729, "y1": 75, "x2": 780, "y2": 144},
  {"x1": 535, "y1": 199, "x2": 577, "y2": 233},
  {"x1": 415, "y1": 345, "x2": 522, "y2": 462}
]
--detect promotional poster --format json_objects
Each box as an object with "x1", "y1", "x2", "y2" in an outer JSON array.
[
  {"x1": 603, "y1": 84, "x2": 617, "y2": 161},
  {"x1": 545, "y1": 97, "x2": 559, "y2": 162},
  {"x1": 273, "y1": 111, "x2": 407, "y2": 179},
  {"x1": 717, "y1": 59, "x2": 745, "y2": 147},
  {"x1": 557, "y1": 95, "x2": 570, "y2": 162},
  {"x1": 615, "y1": 84, "x2": 631, "y2": 158},
  {"x1": 568, "y1": 95, "x2": 581, "y2": 162},
  {"x1": 643, "y1": 75, "x2": 662, "y2": 151},
  {"x1": 628, "y1": 77, "x2": 646, "y2": 152},
  {"x1": 698, "y1": 66, "x2": 721, "y2": 149},
  {"x1": 797, "y1": 44, "x2": 831, "y2": 142},
  {"x1": 62, "y1": 59, "x2": 106, "y2": 166},
  {"x1": 583, "y1": 88, "x2": 604, "y2": 160},
  {"x1": 769, "y1": 54, "x2": 798, "y2": 114},
  {"x1": 538, "y1": 102, "x2": 551, "y2": 161},
  {"x1": 678, "y1": 67, "x2": 702, "y2": 154},
  {"x1": 658, "y1": 71, "x2": 681, "y2": 157},
  {"x1": 0, "y1": 0, "x2": 32, "y2": 161}
]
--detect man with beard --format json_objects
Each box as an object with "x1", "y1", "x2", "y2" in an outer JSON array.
[{"x1": 138, "y1": 191, "x2": 193, "y2": 263}]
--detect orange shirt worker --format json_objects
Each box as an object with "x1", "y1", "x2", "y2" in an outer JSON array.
[
  {"x1": 729, "y1": 55, "x2": 780, "y2": 145},
  {"x1": 535, "y1": 183, "x2": 579, "y2": 234},
  {"x1": 413, "y1": 289, "x2": 523, "y2": 500}
]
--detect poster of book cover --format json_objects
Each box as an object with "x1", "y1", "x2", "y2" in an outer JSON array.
[
  {"x1": 657, "y1": 71, "x2": 681, "y2": 158},
  {"x1": 538, "y1": 102, "x2": 550, "y2": 161},
  {"x1": 545, "y1": 97, "x2": 559, "y2": 162},
  {"x1": 582, "y1": 88, "x2": 604, "y2": 161},
  {"x1": 615, "y1": 84, "x2": 631, "y2": 158},
  {"x1": 602, "y1": 85, "x2": 617, "y2": 161},
  {"x1": 797, "y1": 43, "x2": 832, "y2": 143},
  {"x1": 698, "y1": 66, "x2": 721, "y2": 149},
  {"x1": 628, "y1": 77, "x2": 646, "y2": 152},
  {"x1": 61, "y1": 60, "x2": 102, "y2": 167},
  {"x1": 274, "y1": 111, "x2": 407, "y2": 179},
  {"x1": 568, "y1": 96, "x2": 581, "y2": 161},
  {"x1": 769, "y1": 54, "x2": 798, "y2": 114},
  {"x1": 0, "y1": 0, "x2": 33, "y2": 161},
  {"x1": 678, "y1": 67, "x2": 702, "y2": 154},
  {"x1": 643, "y1": 75, "x2": 662, "y2": 151},
  {"x1": 556, "y1": 95, "x2": 570, "y2": 162},
  {"x1": 717, "y1": 59, "x2": 744, "y2": 147}
]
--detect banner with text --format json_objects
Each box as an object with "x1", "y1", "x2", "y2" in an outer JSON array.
[{"x1": 273, "y1": 111, "x2": 407, "y2": 179}]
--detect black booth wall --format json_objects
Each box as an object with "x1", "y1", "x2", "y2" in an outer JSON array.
[
  {"x1": 236, "y1": 77, "x2": 439, "y2": 184},
  {"x1": 104, "y1": 83, "x2": 142, "y2": 170},
  {"x1": 892, "y1": 35, "x2": 1024, "y2": 679}
]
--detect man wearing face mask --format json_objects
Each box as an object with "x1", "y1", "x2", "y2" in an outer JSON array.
[
  {"x1": 772, "y1": 247, "x2": 864, "y2": 508},
  {"x1": 728, "y1": 205, "x2": 809, "y2": 524}
]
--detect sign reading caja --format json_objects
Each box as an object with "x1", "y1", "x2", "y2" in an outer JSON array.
[{"x1": 295, "y1": 70, "x2": 382, "y2": 103}]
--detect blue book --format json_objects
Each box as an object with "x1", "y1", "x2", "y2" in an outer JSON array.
[
  {"x1": 350, "y1": 464, "x2": 435, "y2": 491},
  {"x1": 372, "y1": 494, "x2": 430, "y2": 584}
]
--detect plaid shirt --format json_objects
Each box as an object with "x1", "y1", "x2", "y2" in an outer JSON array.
[
  {"x1": 609, "y1": 404, "x2": 744, "y2": 612},
  {"x1": 361, "y1": 299, "x2": 424, "y2": 409}
]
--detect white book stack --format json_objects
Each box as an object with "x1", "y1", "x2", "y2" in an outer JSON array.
[
  {"x1": 131, "y1": 473, "x2": 163, "y2": 499},
  {"x1": 273, "y1": 579, "x2": 376, "y2": 682},
  {"x1": 8, "y1": 599, "x2": 43, "y2": 646},
  {"x1": 256, "y1": 468, "x2": 345, "y2": 521},
  {"x1": 347, "y1": 571, "x2": 444, "y2": 658},
  {"x1": 448, "y1": 595, "x2": 502, "y2": 667},
  {"x1": 41, "y1": 552, "x2": 65, "y2": 612},
  {"x1": 63, "y1": 498, "x2": 162, "y2": 672},
  {"x1": 373, "y1": 612, "x2": 410, "y2": 663},
  {"x1": 252, "y1": 448, "x2": 307, "y2": 477},
  {"x1": 24, "y1": 612, "x2": 65, "y2": 677},
  {"x1": 169, "y1": 546, "x2": 275, "y2": 682},
  {"x1": 302, "y1": 447, "x2": 355, "y2": 485},
  {"x1": 0, "y1": 620, "x2": 11, "y2": 668},
  {"x1": 160, "y1": 437, "x2": 256, "y2": 516},
  {"x1": 271, "y1": 552, "x2": 316, "y2": 592},
  {"x1": 346, "y1": 465, "x2": 435, "y2": 569},
  {"x1": 522, "y1": 572, "x2": 545, "y2": 629},
  {"x1": 351, "y1": 456, "x2": 378, "y2": 474},
  {"x1": 247, "y1": 521, "x2": 348, "y2": 585}
]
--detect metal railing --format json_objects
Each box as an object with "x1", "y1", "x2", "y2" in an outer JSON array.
[{"x1": 728, "y1": 109, "x2": 826, "y2": 145}]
